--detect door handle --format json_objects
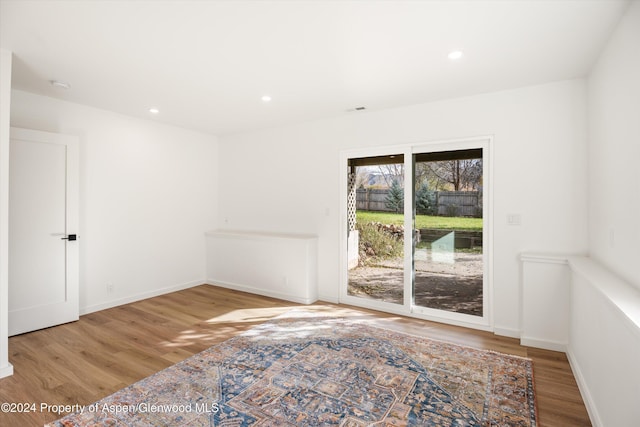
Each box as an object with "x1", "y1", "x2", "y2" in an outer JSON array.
[{"x1": 61, "y1": 234, "x2": 77, "y2": 241}]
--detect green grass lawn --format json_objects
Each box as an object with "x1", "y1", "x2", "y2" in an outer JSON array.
[{"x1": 356, "y1": 210, "x2": 482, "y2": 231}]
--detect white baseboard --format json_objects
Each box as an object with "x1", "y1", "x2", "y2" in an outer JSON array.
[
  {"x1": 0, "y1": 362, "x2": 13, "y2": 378},
  {"x1": 317, "y1": 294, "x2": 339, "y2": 304},
  {"x1": 80, "y1": 280, "x2": 204, "y2": 315},
  {"x1": 206, "y1": 280, "x2": 317, "y2": 305},
  {"x1": 493, "y1": 326, "x2": 520, "y2": 339},
  {"x1": 520, "y1": 336, "x2": 567, "y2": 352},
  {"x1": 566, "y1": 346, "x2": 601, "y2": 427}
]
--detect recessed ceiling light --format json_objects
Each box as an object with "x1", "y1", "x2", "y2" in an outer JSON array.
[
  {"x1": 149, "y1": 108, "x2": 160, "y2": 114},
  {"x1": 261, "y1": 95, "x2": 272, "y2": 102},
  {"x1": 448, "y1": 50, "x2": 463, "y2": 60},
  {"x1": 50, "y1": 80, "x2": 70, "y2": 90}
]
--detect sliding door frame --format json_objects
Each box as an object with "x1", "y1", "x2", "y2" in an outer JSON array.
[{"x1": 339, "y1": 136, "x2": 493, "y2": 332}]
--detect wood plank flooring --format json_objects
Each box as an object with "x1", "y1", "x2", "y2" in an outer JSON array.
[{"x1": 0, "y1": 285, "x2": 591, "y2": 426}]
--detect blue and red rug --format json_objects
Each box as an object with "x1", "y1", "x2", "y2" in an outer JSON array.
[{"x1": 49, "y1": 314, "x2": 537, "y2": 426}]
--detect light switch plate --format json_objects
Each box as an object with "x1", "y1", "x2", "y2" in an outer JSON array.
[{"x1": 507, "y1": 214, "x2": 522, "y2": 225}]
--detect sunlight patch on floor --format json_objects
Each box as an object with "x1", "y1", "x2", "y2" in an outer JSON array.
[
  {"x1": 160, "y1": 303, "x2": 408, "y2": 349},
  {"x1": 204, "y1": 306, "x2": 297, "y2": 324}
]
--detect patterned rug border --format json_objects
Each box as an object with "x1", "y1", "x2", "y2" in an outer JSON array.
[{"x1": 49, "y1": 308, "x2": 539, "y2": 426}]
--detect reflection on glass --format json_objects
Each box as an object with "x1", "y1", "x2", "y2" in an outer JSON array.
[{"x1": 431, "y1": 232, "x2": 455, "y2": 264}]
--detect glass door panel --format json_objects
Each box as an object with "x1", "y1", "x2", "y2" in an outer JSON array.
[
  {"x1": 413, "y1": 149, "x2": 484, "y2": 316},
  {"x1": 347, "y1": 155, "x2": 404, "y2": 306}
]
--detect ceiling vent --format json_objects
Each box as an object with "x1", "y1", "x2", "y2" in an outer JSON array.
[{"x1": 50, "y1": 80, "x2": 70, "y2": 90}]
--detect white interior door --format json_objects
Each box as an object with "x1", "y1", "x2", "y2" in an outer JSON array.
[{"x1": 8, "y1": 128, "x2": 79, "y2": 336}]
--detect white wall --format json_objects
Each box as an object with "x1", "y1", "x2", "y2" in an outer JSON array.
[
  {"x1": 9, "y1": 90, "x2": 219, "y2": 313},
  {"x1": 587, "y1": 1, "x2": 640, "y2": 291},
  {"x1": 205, "y1": 230, "x2": 318, "y2": 304},
  {"x1": 218, "y1": 79, "x2": 589, "y2": 335},
  {"x1": 0, "y1": 49, "x2": 13, "y2": 378},
  {"x1": 567, "y1": 257, "x2": 640, "y2": 427},
  {"x1": 518, "y1": 253, "x2": 640, "y2": 426},
  {"x1": 520, "y1": 254, "x2": 571, "y2": 351}
]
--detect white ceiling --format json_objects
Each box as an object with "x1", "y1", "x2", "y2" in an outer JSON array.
[{"x1": 0, "y1": 0, "x2": 630, "y2": 136}]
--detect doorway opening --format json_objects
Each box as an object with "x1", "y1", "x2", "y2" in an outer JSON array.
[{"x1": 347, "y1": 154, "x2": 405, "y2": 306}]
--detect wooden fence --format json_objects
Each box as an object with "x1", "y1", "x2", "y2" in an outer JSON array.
[
  {"x1": 356, "y1": 189, "x2": 481, "y2": 217},
  {"x1": 356, "y1": 189, "x2": 393, "y2": 212},
  {"x1": 436, "y1": 191, "x2": 481, "y2": 217}
]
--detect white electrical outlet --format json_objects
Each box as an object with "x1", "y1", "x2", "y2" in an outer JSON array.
[
  {"x1": 107, "y1": 282, "x2": 114, "y2": 294},
  {"x1": 609, "y1": 228, "x2": 615, "y2": 248}
]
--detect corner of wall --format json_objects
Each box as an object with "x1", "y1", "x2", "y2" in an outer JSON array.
[
  {"x1": 585, "y1": 0, "x2": 640, "y2": 291},
  {"x1": 0, "y1": 48, "x2": 14, "y2": 378}
]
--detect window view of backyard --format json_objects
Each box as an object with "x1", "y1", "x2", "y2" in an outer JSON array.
[{"x1": 347, "y1": 151, "x2": 483, "y2": 316}]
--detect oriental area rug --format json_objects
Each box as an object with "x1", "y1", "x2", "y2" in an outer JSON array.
[{"x1": 48, "y1": 314, "x2": 537, "y2": 427}]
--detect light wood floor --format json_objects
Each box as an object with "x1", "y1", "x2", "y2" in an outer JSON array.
[{"x1": 0, "y1": 285, "x2": 591, "y2": 426}]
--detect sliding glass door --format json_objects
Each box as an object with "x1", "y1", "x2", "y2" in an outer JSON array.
[{"x1": 341, "y1": 138, "x2": 490, "y2": 329}]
